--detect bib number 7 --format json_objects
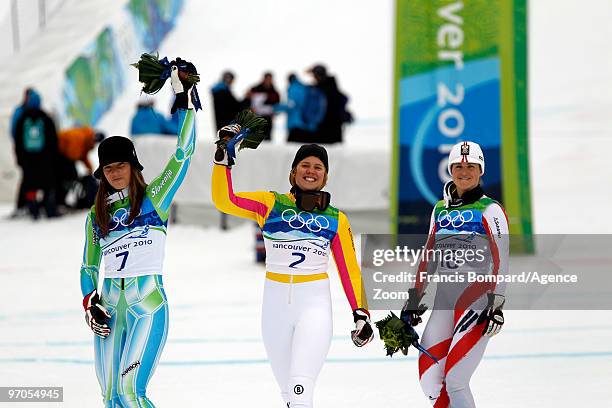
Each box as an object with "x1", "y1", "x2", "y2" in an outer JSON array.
[{"x1": 116, "y1": 251, "x2": 129, "y2": 272}]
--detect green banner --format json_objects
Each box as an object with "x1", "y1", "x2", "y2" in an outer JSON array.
[
  {"x1": 62, "y1": 0, "x2": 185, "y2": 127},
  {"x1": 499, "y1": 0, "x2": 533, "y2": 252}
]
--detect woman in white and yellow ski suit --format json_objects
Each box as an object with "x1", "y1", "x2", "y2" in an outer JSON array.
[{"x1": 212, "y1": 140, "x2": 373, "y2": 408}]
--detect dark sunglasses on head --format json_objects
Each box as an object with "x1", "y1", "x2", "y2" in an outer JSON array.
[{"x1": 295, "y1": 190, "x2": 331, "y2": 212}]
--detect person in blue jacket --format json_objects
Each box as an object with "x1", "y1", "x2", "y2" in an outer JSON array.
[
  {"x1": 12, "y1": 88, "x2": 60, "y2": 219},
  {"x1": 130, "y1": 99, "x2": 177, "y2": 136},
  {"x1": 9, "y1": 88, "x2": 42, "y2": 217},
  {"x1": 276, "y1": 74, "x2": 326, "y2": 143},
  {"x1": 11, "y1": 88, "x2": 41, "y2": 140}
]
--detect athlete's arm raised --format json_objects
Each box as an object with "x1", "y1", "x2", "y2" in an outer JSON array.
[
  {"x1": 211, "y1": 125, "x2": 275, "y2": 228},
  {"x1": 148, "y1": 67, "x2": 197, "y2": 221}
]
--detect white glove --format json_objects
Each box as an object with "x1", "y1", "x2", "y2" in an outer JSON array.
[
  {"x1": 170, "y1": 65, "x2": 194, "y2": 111},
  {"x1": 170, "y1": 65, "x2": 184, "y2": 93},
  {"x1": 83, "y1": 290, "x2": 111, "y2": 338}
]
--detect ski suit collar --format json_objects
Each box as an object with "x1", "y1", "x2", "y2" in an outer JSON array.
[
  {"x1": 107, "y1": 188, "x2": 130, "y2": 204},
  {"x1": 443, "y1": 181, "x2": 484, "y2": 208}
]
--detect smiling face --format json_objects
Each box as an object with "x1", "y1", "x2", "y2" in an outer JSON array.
[
  {"x1": 293, "y1": 156, "x2": 326, "y2": 191},
  {"x1": 102, "y1": 162, "x2": 131, "y2": 190},
  {"x1": 451, "y1": 162, "x2": 481, "y2": 196}
]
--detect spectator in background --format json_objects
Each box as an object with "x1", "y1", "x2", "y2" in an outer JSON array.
[
  {"x1": 13, "y1": 93, "x2": 59, "y2": 219},
  {"x1": 56, "y1": 127, "x2": 105, "y2": 209},
  {"x1": 9, "y1": 88, "x2": 41, "y2": 217},
  {"x1": 308, "y1": 64, "x2": 353, "y2": 144},
  {"x1": 211, "y1": 71, "x2": 245, "y2": 131},
  {"x1": 244, "y1": 72, "x2": 280, "y2": 259},
  {"x1": 276, "y1": 73, "x2": 327, "y2": 143},
  {"x1": 246, "y1": 72, "x2": 280, "y2": 140},
  {"x1": 130, "y1": 98, "x2": 177, "y2": 136},
  {"x1": 11, "y1": 88, "x2": 40, "y2": 140}
]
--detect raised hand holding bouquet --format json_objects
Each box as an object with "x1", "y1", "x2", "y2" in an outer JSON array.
[
  {"x1": 131, "y1": 52, "x2": 202, "y2": 113},
  {"x1": 214, "y1": 110, "x2": 268, "y2": 167}
]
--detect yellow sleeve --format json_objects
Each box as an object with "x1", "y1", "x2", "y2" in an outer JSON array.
[
  {"x1": 331, "y1": 211, "x2": 367, "y2": 310},
  {"x1": 211, "y1": 164, "x2": 275, "y2": 228}
]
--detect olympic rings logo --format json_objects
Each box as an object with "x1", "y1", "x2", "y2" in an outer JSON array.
[
  {"x1": 437, "y1": 209, "x2": 474, "y2": 229},
  {"x1": 281, "y1": 209, "x2": 330, "y2": 232},
  {"x1": 109, "y1": 208, "x2": 131, "y2": 231}
]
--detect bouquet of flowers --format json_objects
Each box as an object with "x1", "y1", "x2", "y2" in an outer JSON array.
[
  {"x1": 214, "y1": 110, "x2": 268, "y2": 166},
  {"x1": 131, "y1": 52, "x2": 199, "y2": 94},
  {"x1": 221, "y1": 110, "x2": 267, "y2": 148},
  {"x1": 375, "y1": 312, "x2": 438, "y2": 363}
]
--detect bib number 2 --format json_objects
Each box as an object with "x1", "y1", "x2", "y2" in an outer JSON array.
[
  {"x1": 289, "y1": 252, "x2": 306, "y2": 268},
  {"x1": 116, "y1": 251, "x2": 129, "y2": 272}
]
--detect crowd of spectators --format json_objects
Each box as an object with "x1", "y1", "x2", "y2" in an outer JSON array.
[{"x1": 211, "y1": 63, "x2": 352, "y2": 144}]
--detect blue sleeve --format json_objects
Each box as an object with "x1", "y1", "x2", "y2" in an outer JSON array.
[
  {"x1": 10, "y1": 107, "x2": 23, "y2": 140},
  {"x1": 147, "y1": 109, "x2": 196, "y2": 220}
]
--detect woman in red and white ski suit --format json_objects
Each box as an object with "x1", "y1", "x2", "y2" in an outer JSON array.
[{"x1": 406, "y1": 141, "x2": 509, "y2": 408}]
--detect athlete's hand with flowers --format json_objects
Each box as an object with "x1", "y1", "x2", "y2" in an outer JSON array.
[
  {"x1": 400, "y1": 288, "x2": 428, "y2": 327},
  {"x1": 214, "y1": 124, "x2": 244, "y2": 167},
  {"x1": 351, "y1": 308, "x2": 374, "y2": 347},
  {"x1": 169, "y1": 57, "x2": 200, "y2": 113}
]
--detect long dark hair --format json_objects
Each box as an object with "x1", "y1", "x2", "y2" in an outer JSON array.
[{"x1": 94, "y1": 166, "x2": 147, "y2": 237}]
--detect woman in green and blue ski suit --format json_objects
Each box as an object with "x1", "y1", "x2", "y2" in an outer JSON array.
[{"x1": 79, "y1": 65, "x2": 197, "y2": 407}]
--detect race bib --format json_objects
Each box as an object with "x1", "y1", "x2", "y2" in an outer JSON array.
[{"x1": 102, "y1": 225, "x2": 166, "y2": 278}]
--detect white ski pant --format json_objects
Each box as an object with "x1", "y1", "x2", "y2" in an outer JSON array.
[
  {"x1": 262, "y1": 275, "x2": 333, "y2": 408},
  {"x1": 418, "y1": 287, "x2": 491, "y2": 408}
]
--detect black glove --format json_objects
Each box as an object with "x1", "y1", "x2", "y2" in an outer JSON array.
[
  {"x1": 83, "y1": 290, "x2": 111, "y2": 338},
  {"x1": 351, "y1": 308, "x2": 374, "y2": 347},
  {"x1": 476, "y1": 293, "x2": 505, "y2": 337},
  {"x1": 214, "y1": 124, "x2": 243, "y2": 167},
  {"x1": 400, "y1": 288, "x2": 427, "y2": 327}
]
